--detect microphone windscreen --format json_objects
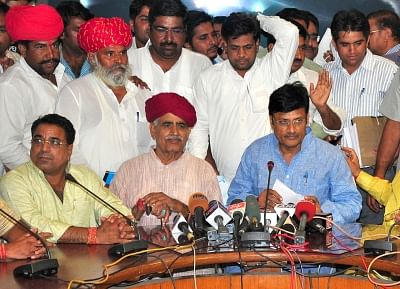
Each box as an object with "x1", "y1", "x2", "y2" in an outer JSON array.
[
  {"x1": 245, "y1": 195, "x2": 260, "y2": 223},
  {"x1": 229, "y1": 199, "x2": 243, "y2": 205},
  {"x1": 294, "y1": 200, "x2": 316, "y2": 222},
  {"x1": 267, "y1": 161, "x2": 274, "y2": 171},
  {"x1": 188, "y1": 193, "x2": 208, "y2": 215}
]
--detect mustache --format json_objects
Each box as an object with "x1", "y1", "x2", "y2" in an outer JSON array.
[
  {"x1": 40, "y1": 58, "x2": 59, "y2": 65},
  {"x1": 161, "y1": 42, "x2": 177, "y2": 47},
  {"x1": 208, "y1": 45, "x2": 218, "y2": 52},
  {"x1": 165, "y1": 135, "x2": 183, "y2": 141}
]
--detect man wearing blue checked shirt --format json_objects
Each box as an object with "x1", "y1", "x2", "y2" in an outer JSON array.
[{"x1": 227, "y1": 82, "x2": 361, "y2": 224}]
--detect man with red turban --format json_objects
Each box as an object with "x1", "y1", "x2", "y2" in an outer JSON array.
[
  {"x1": 55, "y1": 17, "x2": 153, "y2": 179},
  {"x1": 0, "y1": 4, "x2": 72, "y2": 171},
  {"x1": 110, "y1": 92, "x2": 221, "y2": 226}
]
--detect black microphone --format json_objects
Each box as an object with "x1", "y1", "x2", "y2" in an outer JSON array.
[
  {"x1": 65, "y1": 173, "x2": 135, "y2": 228},
  {"x1": 178, "y1": 222, "x2": 194, "y2": 241},
  {"x1": 264, "y1": 161, "x2": 274, "y2": 232},
  {"x1": 308, "y1": 219, "x2": 327, "y2": 234},
  {"x1": 65, "y1": 174, "x2": 147, "y2": 257},
  {"x1": 294, "y1": 201, "x2": 316, "y2": 244},
  {"x1": 205, "y1": 200, "x2": 232, "y2": 234},
  {"x1": 0, "y1": 208, "x2": 59, "y2": 278},
  {"x1": 271, "y1": 211, "x2": 289, "y2": 236},
  {"x1": 188, "y1": 193, "x2": 208, "y2": 238},
  {"x1": 227, "y1": 199, "x2": 245, "y2": 238}
]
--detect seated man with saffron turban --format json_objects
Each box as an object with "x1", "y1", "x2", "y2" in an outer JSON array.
[
  {"x1": 110, "y1": 92, "x2": 222, "y2": 226},
  {"x1": 55, "y1": 17, "x2": 153, "y2": 179}
]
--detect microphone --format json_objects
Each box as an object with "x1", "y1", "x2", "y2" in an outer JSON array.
[
  {"x1": 294, "y1": 201, "x2": 316, "y2": 244},
  {"x1": 264, "y1": 161, "x2": 274, "y2": 232},
  {"x1": 171, "y1": 214, "x2": 193, "y2": 243},
  {"x1": 227, "y1": 199, "x2": 246, "y2": 238},
  {"x1": 188, "y1": 193, "x2": 208, "y2": 238},
  {"x1": 65, "y1": 174, "x2": 147, "y2": 257},
  {"x1": 65, "y1": 174, "x2": 135, "y2": 227},
  {"x1": 271, "y1": 203, "x2": 296, "y2": 235},
  {"x1": 0, "y1": 208, "x2": 59, "y2": 278},
  {"x1": 245, "y1": 195, "x2": 262, "y2": 231},
  {"x1": 205, "y1": 200, "x2": 232, "y2": 233}
]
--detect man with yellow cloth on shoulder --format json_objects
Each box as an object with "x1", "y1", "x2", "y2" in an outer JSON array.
[{"x1": 343, "y1": 147, "x2": 400, "y2": 228}]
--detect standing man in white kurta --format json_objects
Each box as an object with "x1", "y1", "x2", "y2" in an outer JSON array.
[
  {"x1": 0, "y1": 5, "x2": 71, "y2": 171},
  {"x1": 55, "y1": 17, "x2": 153, "y2": 178},
  {"x1": 127, "y1": 0, "x2": 212, "y2": 101},
  {"x1": 189, "y1": 13, "x2": 299, "y2": 183}
]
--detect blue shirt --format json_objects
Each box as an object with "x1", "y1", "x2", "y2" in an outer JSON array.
[
  {"x1": 227, "y1": 129, "x2": 362, "y2": 224},
  {"x1": 60, "y1": 52, "x2": 91, "y2": 80}
]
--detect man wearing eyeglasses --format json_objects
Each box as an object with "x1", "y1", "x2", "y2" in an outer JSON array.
[
  {"x1": 367, "y1": 10, "x2": 400, "y2": 65},
  {"x1": 227, "y1": 82, "x2": 361, "y2": 224},
  {"x1": 127, "y1": 0, "x2": 211, "y2": 100},
  {"x1": 0, "y1": 114, "x2": 136, "y2": 244}
]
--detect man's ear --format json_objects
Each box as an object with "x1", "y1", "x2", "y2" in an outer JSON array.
[
  {"x1": 149, "y1": 123, "x2": 156, "y2": 140},
  {"x1": 269, "y1": 115, "x2": 274, "y2": 131},
  {"x1": 184, "y1": 42, "x2": 192, "y2": 50},
  {"x1": 18, "y1": 43, "x2": 27, "y2": 57},
  {"x1": 87, "y1": 52, "x2": 96, "y2": 65},
  {"x1": 129, "y1": 19, "x2": 135, "y2": 33},
  {"x1": 60, "y1": 31, "x2": 66, "y2": 40}
]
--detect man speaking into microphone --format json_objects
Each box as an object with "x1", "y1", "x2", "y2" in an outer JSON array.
[
  {"x1": 227, "y1": 82, "x2": 361, "y2": 224},
  {"x1": 110, "y1": 92, "x2": 222, "y2": 226},
  {"x1": 0, "y1": 114, "x2": 135, "y2": 244}
]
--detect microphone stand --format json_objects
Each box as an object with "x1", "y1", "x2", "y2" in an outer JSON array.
[
  {"x1": 0, "y1": 208, "x2": 59, "y2": 278},
  {"x1": 65, "y1": 174, "x2": 147, "y2": 257}
]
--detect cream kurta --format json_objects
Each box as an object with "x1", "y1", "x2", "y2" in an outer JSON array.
[
  {"x1": 110, "y1": 150, "x2": 221, "y2": 226},
  {"x1": 0, "y1": 161, "x2": 131, "y2": 242}
]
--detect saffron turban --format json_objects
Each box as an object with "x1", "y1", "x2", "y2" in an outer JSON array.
[
  {"x1": 6, "y1": 4, "x2": 63, "y2": 42},
  {"x1": 78, "y1": 17, "x2": 132, "y2": 53},
  {"x1": 145, "y1": 93, "x2": 197, "y2": 127}
]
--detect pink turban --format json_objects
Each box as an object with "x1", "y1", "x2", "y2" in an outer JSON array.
[
  {"x1": 145, "y1": 93, "x2": 197, "y2": 127},
  {"x1": 78, "y1": 17, "x2": 132, "y2": 53},
  {"x1": 6, "y1": 4, "x2": 63, "y2": 42}
]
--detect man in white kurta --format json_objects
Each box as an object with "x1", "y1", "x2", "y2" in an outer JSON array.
[
  {"x1": 55, "y1": 17, "x2": 153, "y2": 178},
  {"x1": 189, "y1": 14, "x2": 299, "y2": 183},
  {"x1": 0, "y1": 5, "x2": 71, "y2": 170},
  {"x1": 127, "y1": 0, "x2": 212, "y2": 101}
]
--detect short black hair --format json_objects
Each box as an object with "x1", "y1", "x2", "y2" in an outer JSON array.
[
  {"x1": 367, "y1": 10, "x2": 400, "y2": 41},
  {"x1": 331, "y1": 10, "x2": 369, "y2": 42},
  {"x1": 0, "y1": 3, "x2": 9, "y2": 14},
  {"x1": 221, "y1": 12, "x2": 260, "y2": 42},
  {"x1": 269, "y1": 82, "x2": 309, "y2": 115},
  {"x1": 213, "y1": 16, "x2": 226, "y2": 25},
  {"x1": 276, "y1": 8, "x2": 319, "y2": 33},
  {"x1": 31, "y1": 114, "x2": 76, "y2": 145},
  {"x1": 148, "y1": 0, "x2": 187, "y2": 26},
  {"x1": 56, "y1": 1, "x2": 94, "y2": 28},
  {"x1": 184, "y1": 10, "x2": 213, "y2": 44},
  {"x1": 129, "y1": 0, "x2": 156, "y2": 20}
]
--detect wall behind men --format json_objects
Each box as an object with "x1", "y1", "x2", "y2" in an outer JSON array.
[{"x1": 46, "y1": 0, "x2": 399, "y2": 36}]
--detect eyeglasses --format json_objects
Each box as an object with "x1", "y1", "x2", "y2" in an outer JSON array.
[
  {"x1": 152, "y1": 26, "x2": 185, "y2": 35},
  {"x1": 273, "y1": 118, "x2": 306, "y2": 128},
  {"x1": 31, "y1": 137, "x2": 67, "y2": 148},
  {"x1": 370, "y1": 30, "x2": 382, "y2": 35},
  {"x1": 308, "y1": 34, "x2": 320, "y2": 42}
]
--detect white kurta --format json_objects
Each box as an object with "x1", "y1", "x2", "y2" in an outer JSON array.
[
  {"x1": 55, "y1": 73, "x2": 153, "y2": 178},
  {"x1": 128, "y1": 46, "x2": 212, "y2": 102},
  {"x1": 288, "y1": 66, "x2": 346, "y2": 136},
  {"x1": 0, "y1": 58, "x2": 70, "y2": 169},
  {"x1": 188, "y1": 15, "x2": 299, "y2": 182}
]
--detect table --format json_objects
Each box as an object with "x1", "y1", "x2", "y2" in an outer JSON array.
[{"x1": 1, "y1": 224, "x2": 400, "y2": 289}]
